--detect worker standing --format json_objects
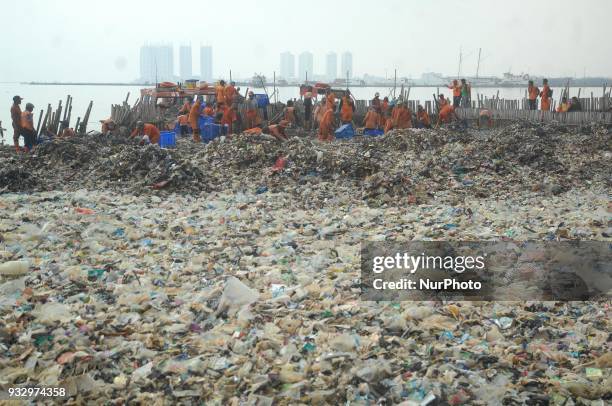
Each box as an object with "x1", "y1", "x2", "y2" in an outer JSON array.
[
  {"x1": 338, "y1": 92, "x2": 355, "y2": 125},
  {"x1": 303, "y1": 91, "x2": 313, "y2": 130},
  {"x1": 460, "y1": 79, "x2": 471, "y2": 107},
  {"x1": 371, "y1": 92, "x2": 381, "y2": 112},
  {"x1": 448, "y1": 80, "x2": 462, "y2": 108},
  {"x1": 216, "y1": 80, "x2": 227, "y2": 107},
  {"x1": 392, "y1": 101, "x2": 412, "y2": 129},
  {"x1": 318, "y1": 106, "x2": 335, "y2": 141},
  {"x1": 225, "y1": 81, "x2": 237, "y2": 106},
  {"x1": 540, "y1": 79, "x2": 552, "y2": 111},
  {"x1": 20, "y1": 102, "x2": 36, "y2": 152},
  {"x1": 221, "y1": 104, "x2": 238, "y2": 135},
  {"x1": 10, "y1": 95, "x2": 23, "y2": 152},
  {"x1": 325, "y1": 89, "x2": 336, "y2": 112},
  {"x1": 245, "y1": 91, "x2": 261, "y2": 129},
  {"x1": 313, "y1": 97, "x2": 327, "y2": 130},
  {"x1": 527, "y1": 80, "x2": 539, "y2": 110},
  {"x1": 189, "y1": 97, "x2": 202, "y2": 142}
]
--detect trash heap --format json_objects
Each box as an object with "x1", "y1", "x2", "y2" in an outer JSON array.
[{"x1": 0, "y1": 122, "x2": 610, "y2": 404}]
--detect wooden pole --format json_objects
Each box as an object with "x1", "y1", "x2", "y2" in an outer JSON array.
[{"x1": 35, "y1": 109, "x2": 44, "y2": 136}]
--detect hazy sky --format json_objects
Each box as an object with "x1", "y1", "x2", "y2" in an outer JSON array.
[{"x1": 2, "y1": 0, "x2": 611, "y2": 82}]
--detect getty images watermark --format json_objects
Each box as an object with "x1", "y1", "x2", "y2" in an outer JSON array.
[{"x1": 361, "y1": 241, "x2": 611, "y2": 301}]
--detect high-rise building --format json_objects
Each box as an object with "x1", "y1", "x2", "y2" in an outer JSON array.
[
  {"x1": 139, "y1": 44, "x2": 174, "y2": 83},
  {"x1": 326, "y1": 52, "x2": 337, "y2": 81},
  {"x1": 280, "y1": 52, "x2": 295, "y2": 80},
  {"x1": 341, "y1": 52, "x2": 353, "y2": 79},
  {"x1": 298, "y1": 52, "x2": 313, "y2": 82},
  {"x1": 200, "y1": 46, "x2": 213, "y2": 82},
  {"x1": 179, "y1": 44, "x2": 192, "y2": 79}
]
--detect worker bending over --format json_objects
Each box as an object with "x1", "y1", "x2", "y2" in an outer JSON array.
[
  {"x1": 416, "y1": 105, "x2": 431, "y2": 128},
  {"x1": 244, "y1": 120, "x2": 289, "y2": 142},
  {"x1": 392, "y1": 101, "x2": 412, "y2": 129},
  {"x1": 435, "y1": 104, "x2": 459, "y2": 128},
  {"x1": 363, "y1": 107, "x2": 380, "y2": 132},
  {"x1": 477, "y1": 109, "x2": 493, "y2": 129},
  {"x1": 318, "y1": 104, "x2": 335, "y2": 141},
  {"x1": 130, "y1": 121, "x2": 160, "y2": 145}
]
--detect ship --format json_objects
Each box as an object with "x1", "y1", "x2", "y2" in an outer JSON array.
[{"x1": 500, "y1": 72, "x2": 530, "y2": 87}]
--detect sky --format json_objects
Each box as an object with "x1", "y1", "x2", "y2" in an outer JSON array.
[{"x1": 1, "y1": 0, "x2": 611, "y2": 82}]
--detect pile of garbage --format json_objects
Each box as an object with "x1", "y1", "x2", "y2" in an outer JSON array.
[
  {"x1": 0, "y1": 122, "x2": 610, "y2": 403},
  {"x1": 0, "y1": 123, "x2": 610, "y2": 201}
]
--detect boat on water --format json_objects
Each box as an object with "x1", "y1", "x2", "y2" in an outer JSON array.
[{"x1": 499, "y1": 72, "x2": 530, "y2": 87}]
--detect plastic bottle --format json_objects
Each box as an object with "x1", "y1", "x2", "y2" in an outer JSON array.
[{"x1": 0, "y1": 260, "x2": 29, "y2": 276}]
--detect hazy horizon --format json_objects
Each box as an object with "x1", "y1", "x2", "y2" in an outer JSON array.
[{"x1": 2, "y1": 0, "x2": 612, "y2": 82}]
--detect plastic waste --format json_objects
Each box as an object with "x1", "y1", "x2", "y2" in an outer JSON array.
[{"x1": 0, "y1": 260, "x2": 29, "y2": 276}]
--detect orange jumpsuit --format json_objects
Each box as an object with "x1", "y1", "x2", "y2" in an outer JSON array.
[
  {"x1": 393, "y1": 106, "x2": 412, "y2": 129},
  {"x1": 380, "y1": 100, "x2": 389, "y2": 127},
  {"x1": 318, "y1": 109, "x2": 335, "y2": 141},
  {"x1": 540, "y1": 85, "x2": 551, "y2": 111},
  {"x1": 417, "y1": 110, "x2": 430, "y2": 127},
  {"x1": 340, "y1": 96, "x2": 354, "y2": 123},
  {"x1": 130, "y1": 123, "x2": 160, "y2": 144},
  {"x1": 438, "y1": 105, "x2": 455, "y2": 123},
  {"x1": 189, "y1": 100, "x2": 202, "y2": 132},
  {"x1": 179, "y1": 101, "x2": 192, "y2": 114},
  {"x1": 363, "y1": 110, "x2": 380, "y2": 129},
  {"x1": 221, "y1": 106, "x2": 237, "y2": 134},
  {"x1": 224, "y1": 85, "x2": 237, "y2": 105},
  {"x1": 245, "y1": 99, "x2": 261, "y2": 129},
  {"x1": 438, "y1": 98, "x2": 449, "y2": 108},
  {"x1": 244, "y1": 127, "x2": 263, "y2": 136},
  {"x1": 384, "y1": 117, "x2": 394, "y2": 133},
  {"x1": 216, "y1": 85, "x2": 226, "y2": 106},
  {"x1": 284, "y1": 107, "x2": 296, "y2": 125},
  {"x1": 326, "y1": 93, "x2": 336, "y2": 110}
]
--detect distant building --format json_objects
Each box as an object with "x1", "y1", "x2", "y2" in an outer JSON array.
[
  {"x1": 341, "y1": 52, "x2": 353, "y2": 79},
  {"x1": 326, "y1": 52, "x2": 337, "y2": 81},
  {"x1": 179, "y1": 45, "x2": 192, "y2": 80},
  {"x1": 280, "y1": 52, "x2": 295, "y2": 80},
  {"x1": 200, "y1": 46, "x2": 213, "y2": 82},
  {"x1": 139, "y1": 44, "x2": 174, "y2": 83},
  {"x1": 298, "y1": 52, "x2": 314, "y2": 82}
]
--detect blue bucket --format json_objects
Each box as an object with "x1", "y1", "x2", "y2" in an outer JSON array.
[{"x1": 159, "y1": 131, "x2": 176, "y2": 148}]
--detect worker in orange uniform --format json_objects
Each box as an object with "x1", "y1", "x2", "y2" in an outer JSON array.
[
  {"x1": 448, "y1": 79, "x2": 462, "y2": 107},
  {"x1": 363, "y1": 106, "x2": 380, "y2": 131},
  {"x1": 177, "y1": 113, "x2": 190, "y2": 136},
  {"x1": 245, "y1": 92, "x2": 261, "y2": 129},
  {"x1": 380, "y1": 97, "x2": 390, "y2": 127},
  {"x1": 100, "y1": 118, "x2": 118, "y2": 135},
  {"x1": 189, "y1": 97, "x2": 202, "y2": 142},
  {"x1": 224, "y1": 81, "x2": 237, "y2": 106},
  {"x1": 392, "y1": 101, "x2": 412, "y2": 129},
  {"x1": 338, "y1": 93, "x2": 355, "y2": 125},
  {"x1": 325, "y1": 89, "x2": 336, "y2": 112},
  {"x1": 283, "y1": 100, "x2": 297, "y2": 127},
  {"x1": 477, "y1": 109, "x2": 493, "y2": 129},
  {"x1": 415, "y1": 105, "x2": 431, "y2": 128},
  {"x1": 527, "y1": 80, "x2": 539, "y2": 110},
  {"x1": 20, "y1": 102, "x2": 36, "y2": 152},
  {"x1": 221, "y1": 104, "x2": 238, "y2": 135},
  {"x1": 179, "y1": 98, "x2": 192, "y2": 114},
  {"x1": 266, "y1": 120, "x2": 289, "y2": 141},
  {"x1": 130, "y1": 121, "x2": 161, "y2": 145},
  {"x1": 438, "y1": 94, "x2": 449, "y2": 108},
  {"x1": 313, "y1": 97, "x2": 327, "y2": 130},
  {"x1": 216, "y1": 80, "x2": 227, "y2": 107},
  {"x1": 540, "y1": 78, "x2": 551, "y2": 111},
  {"x1": 318, "y1": 105, "x2": 335, "y2": 141},
  {"x1": 383, "y1": 109, "x2": 394, "y2": 134},
  {"x1": 10, "y1": 95, "x2": 23, "y2": 152},
  {"x1": 435, "y1": 104, "x2": 458, "y2": 128},
  {"x1": 556, "y1": 97, "x2": 569, "y2": 112}
]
